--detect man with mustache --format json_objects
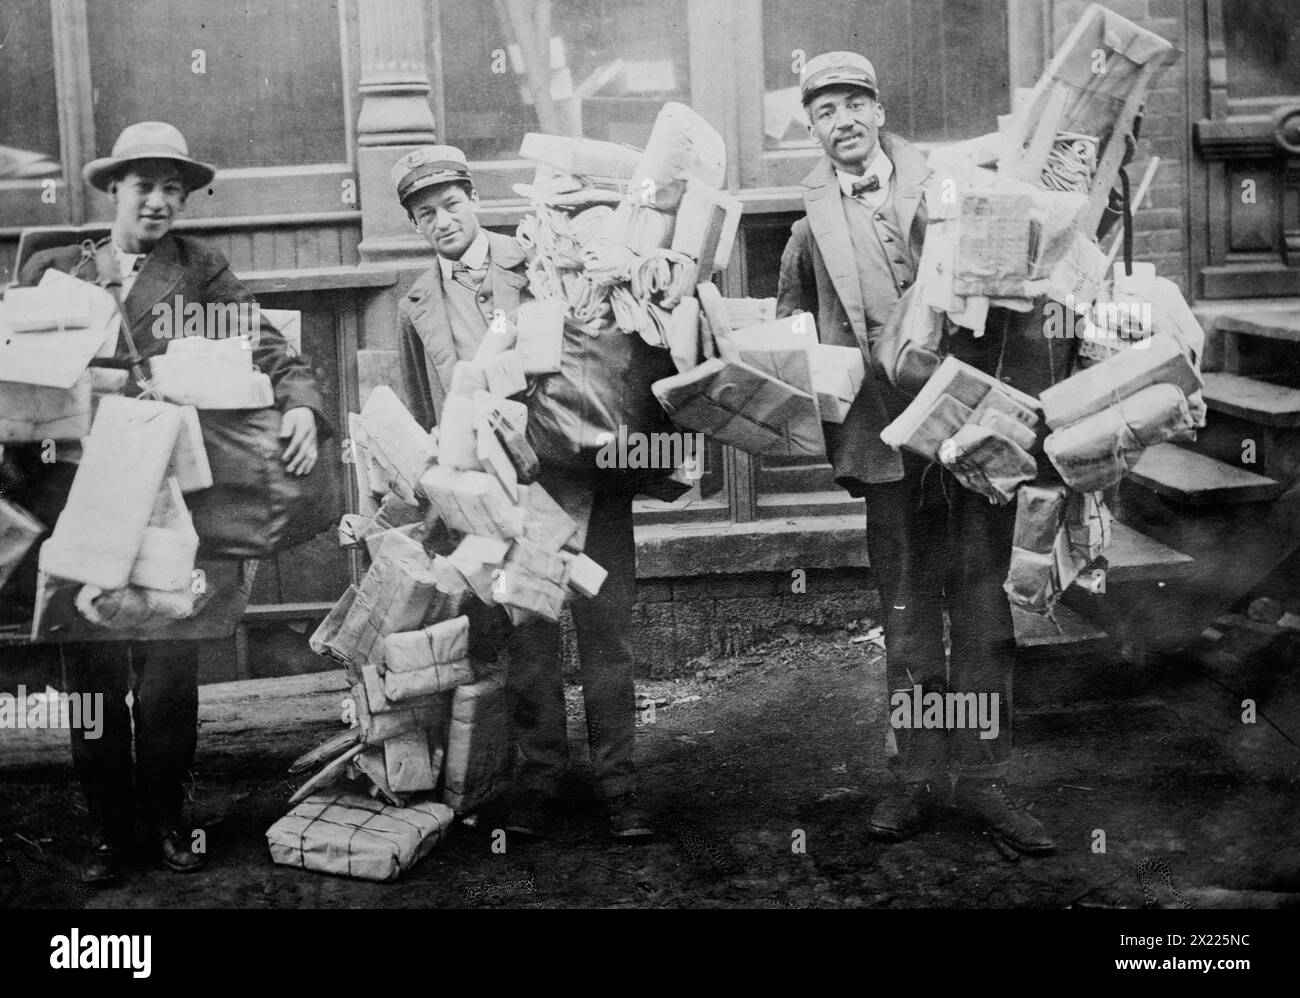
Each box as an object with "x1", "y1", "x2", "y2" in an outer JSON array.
[
  {"x1": 776, "y1": 53, "x2": 1055, "y2": 856},
  {"x1": 394, "y1": 147, "x2": 652, "y2": 841},
  {"x1": 13, "y1": 121, "x2": 325, "y2": 882}
]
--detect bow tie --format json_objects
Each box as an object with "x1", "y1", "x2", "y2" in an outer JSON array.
[{"x1": 851, "y1": 174, "x2": 882, "y2": 196}]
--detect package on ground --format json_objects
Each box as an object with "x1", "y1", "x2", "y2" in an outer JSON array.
[
  {"x1": 383, "y1": 728, "x2": 438, "y2": 793},
  {"x1": 810, "y1": 344, "x2": 866, "y2": 424},
  {"x1": 266, "y1": 790, "x2": 454, "y2": 881},
  {"x1": 652, "y1": 357, "x2": 825, "y2": 458},
  {"x1": 519, "y1": 481, "x2": 579, "y2": 552},
  {"x1": 515, "y1": 298, "x2": 567, "y2": 375},
  {"x1": 937, "y1": 423, "x2": 1038, "y2": 504},
  {"x1": 149, "y1": 337, "x2": 275, "y2": 409},
  {"x1": 420, "y1": 466, "x2": 525, "y2": 539},
  {"x1": 1040, "y1": 331, "x2": 1202, "y2": 431},
  {"x1": 0, "y1": 373, "x2": 93, "y2": 443},
  {"x1": 127, "y1": 478, "x2": 198, "y2": 592},
  {"x1": 0, "y1": 498, "x2": 44, "y2": 595},
  {"x1": 629, "y1": 101, "x2": 727, "y2": 211},
  {"x1": 560, "y1": 550, "x2": 608, "y2": 599},
  {"x1": 1044, "y1": 382, "x2": 1194, "y2": 491},
  {"x1": 309, "y1": 584, "x2": 360, "y2": 662},
  {"x1": 447, "y1": 535, "x2": 511, "y2": 606},
  {"x1": 442, "y1": 674, "x2": 511, "y2": 814},
  {"x1": 38, "y1": 396, "x2": 182, "y2": 590},
  {"x1": 670, "y1": 177, "x2": 743, "y2": 273},
  {"x1": 880, "y1": 355, "x2": 1042, "y2": 461}
]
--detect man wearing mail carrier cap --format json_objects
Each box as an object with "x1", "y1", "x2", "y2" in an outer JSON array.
[
  {"x1": 776, "y1": 54, "x2": 1056, "y2": 857},
  {"x1": 393, "y1": 147, "x2": 653, "y2": 842}
]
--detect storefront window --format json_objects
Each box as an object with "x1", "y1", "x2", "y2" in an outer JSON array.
[
  {"x1": 0, "y1": 2, "x2": 61, "y2": 179},
  {"x1": 86, "y1": 0, "x2": 348, "y2": 169},
  {"x1": 761, "y1": 0, "x2": 1010, "y2": 148},
  {"x1": 440, "y1": 0, "x2": 692, "y2": 161},
  {"x1": 1225, "y1": 0, "x2": 1300, "y2": 101}
]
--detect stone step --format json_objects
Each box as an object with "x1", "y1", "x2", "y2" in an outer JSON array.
[
  {"x1": 1202, "y1": 372, "x2": 1300, "y2": 428},
  {"x1": 1013, "y1": 603, "x2": 1107, "y2": 648},
  {"x1": 1104, "y1": 520, "x2": 1194, "y2": 583},
  {"x1": 1127, "y1": 443, "x2": 1282, "y2": 504}
]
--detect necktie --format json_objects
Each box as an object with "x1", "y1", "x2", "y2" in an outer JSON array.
[
  {"x1": 452, "y1": 260, "x2": 488, "y2": 290},
  {"x1": 851, "y1": 174, "x2": 881, "y2": 196},
  {"x1": 132, "y1": 255, "x2": 145, "y2": 273}
]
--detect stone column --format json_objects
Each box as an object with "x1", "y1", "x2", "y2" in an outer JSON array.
[{"x1": 356, "y1": 0, "x2": 440, "y2": 264}]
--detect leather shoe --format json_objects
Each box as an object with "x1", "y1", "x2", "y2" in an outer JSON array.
[
  {"x1": 81, "y1": 840, "x2": 126, "y2": 885},
  {"x1": 954, "y1": 779, "x2": 1056, "y2": 855},
  {"x1": 868, "y1": 782, "x2": 937, "y2": 842},
  {"x1": 159, "y1": 830, "x2": 206, "y2": 873},
  {"x1": 504, "y1": 790, "x2": 559, "y2": 839}
]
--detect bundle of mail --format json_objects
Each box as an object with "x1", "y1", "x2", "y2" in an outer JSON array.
[
  {"x1": 286, "y1": 383, "x2": 605, "y2": 850},
  {"x1": 513, "y1": 101, "x2": 740, "y2": 348},
  {"x1": 1004, "y1": 483, "x2": 1113, "y2": 614},
  {"x1": 883, "y1": 3, "x2": 1178, "y2": 394},
  {"x1": 651, "y1": 288, "x2": 865, "y2": 458},
  {"x1": 0, "y1": 268, "x2": 301, "y2": 636},
  {"x1": 0, "y1": 275, "x2": 226, "y2": 637}
]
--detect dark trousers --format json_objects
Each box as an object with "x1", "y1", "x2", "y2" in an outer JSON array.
[
  {"x1": 63, "y1": 639, "x2": 200, "y2": 843},
  {"x1": 504, "y1": 486, "x2": 638, "y2": 799},
  {"x1": 861, "y1": 452, "x2": 1018, "y2": 783}
]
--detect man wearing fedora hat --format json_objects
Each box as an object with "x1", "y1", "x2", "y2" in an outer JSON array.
[
  {"x1": 15, "y1": 121, "x2": 326, "y2": 883},
  {"x1": 394, "y1": 146, "x2": 652, "y2": 841},
  {"x1": 776, "y1": 54, "x2": 1055, "y2": 856}
]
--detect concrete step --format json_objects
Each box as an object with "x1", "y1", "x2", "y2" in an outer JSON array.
[
  {"x1": 1202, "y1": 372, "x2": 1300, "y2": 428},
  {"x1": 1128, "y1": 442, "x2": 1282, "y2": 504},
  {"x1": 1104, "y1": 520, "x2": 1195, "y2": 583},
  {"x1": 1215, "y1": 309, "x2": 1300, "y2": 344}
]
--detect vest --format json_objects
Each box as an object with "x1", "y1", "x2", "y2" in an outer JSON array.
[{"x1": 842, "y1": 189, "x2": 917, "y2": 340}]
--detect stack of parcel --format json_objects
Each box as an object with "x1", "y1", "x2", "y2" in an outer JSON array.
[
  {"x1": 271, "y1": 100, "x2": 754, "y2": 879},
  {"x1": 0, "y1": 269, "x2": 284, "y2": 646}
]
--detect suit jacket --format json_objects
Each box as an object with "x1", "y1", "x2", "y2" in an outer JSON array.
[
  {"x1": 397, "y1": 231, "x2": 530, "y2": 432},
  {"x1": 776, "y1": 132, "x2": 933, "y2": 492},
  {"x1": 19, "y1": 232, "x2": 326, "y2": 424}
]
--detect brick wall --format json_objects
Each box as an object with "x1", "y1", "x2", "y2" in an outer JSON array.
[{"x1": 1050, "y1": 0, "x2": 1193, "y2": 296}]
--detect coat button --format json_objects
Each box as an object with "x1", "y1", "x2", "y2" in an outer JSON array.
[
  {"x1": 478, "y1": 294, "x2": 489, "y2": 303},
  {"x1": 874, "y1": 213, "x2": 885, "y2": 221},
  {"x1": 882, "y1": 234, "x2": 894, "y2": 242}
]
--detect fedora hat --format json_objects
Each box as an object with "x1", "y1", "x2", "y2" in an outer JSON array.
[{"x1": 83, "y1": 121, "x2": 217, "y2": 192}]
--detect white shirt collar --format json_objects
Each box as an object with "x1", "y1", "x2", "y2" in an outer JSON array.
[
  {"x1": 836, "y1": 147, "x2": 894, "y2": 201},
  {"x1": 438, "y1": 230, "x2": 490, "y2": 281}
]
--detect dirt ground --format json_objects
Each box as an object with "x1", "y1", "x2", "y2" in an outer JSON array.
[{"x1": 3, "y1": 596, "x2": 1298, "y2": 910}]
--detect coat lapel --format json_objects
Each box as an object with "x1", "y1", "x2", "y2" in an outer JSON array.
[
  {"x1": 123, "y1": 234, "x2": 186, "y2": 332},
  {"x1": 404, "y1": 269, "x2": 457, "y2": 421},
  {"x1": 881, "y1": 132, "x2": 932, "y2": 249},
  {"x1": 801, "y1": 157, "x2": 869, "y2": 348}
]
